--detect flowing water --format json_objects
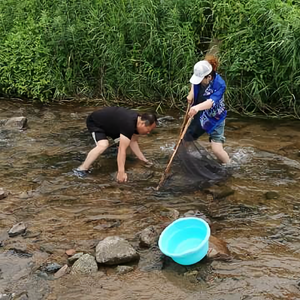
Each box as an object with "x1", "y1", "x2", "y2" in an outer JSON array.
[{"x1": 1, "y1": 100, "x2": 300, "y2": 300}]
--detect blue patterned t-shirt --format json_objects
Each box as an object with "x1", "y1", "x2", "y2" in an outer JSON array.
[{"x1": 193, "y1": 73, "x2": 227, "y2": 134}]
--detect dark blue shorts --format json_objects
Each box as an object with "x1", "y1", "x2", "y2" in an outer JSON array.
[{"x1": 184, "y1": 112, "x2": 226, "y2": 143}]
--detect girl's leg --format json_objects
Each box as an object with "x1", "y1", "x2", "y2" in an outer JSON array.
[
  {"x1": 211, "y1": 141, "x2": 230, "y2": 164},
  {"x1": 209, "y1": 121, "x2": 230, "y2": 164}
]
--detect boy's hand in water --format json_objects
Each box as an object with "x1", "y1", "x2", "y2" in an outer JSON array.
[
  {"x1": 144, "y1": 160, "x2": 154, "y2": 167},
  {"x1": 117, "y1": 171, "x2": 128, "y2": 183}
]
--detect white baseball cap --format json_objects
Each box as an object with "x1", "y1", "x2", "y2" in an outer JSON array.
[{"x1": 189, "y1": 60, "x2": 213, "y2": 85}]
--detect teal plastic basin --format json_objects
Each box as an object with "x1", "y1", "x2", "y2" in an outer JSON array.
[{"x1": 158, "y1": 217, "x2": 210, "y2": 265}]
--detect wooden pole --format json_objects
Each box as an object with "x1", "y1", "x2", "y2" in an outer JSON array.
[
  {"x1": 178, "y1": 103, "x2": 190, "y2": 137},
  {"x1": 156, "y1": 117, "x2": 193, "y2": 190}
]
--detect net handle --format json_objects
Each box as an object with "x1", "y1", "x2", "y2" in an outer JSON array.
[
  {"x1": 156, "y1": 116, "x2": 193, "y2": 190},
  {"x1": 178, "y1": 103, "x2": 191, "y2": 137}
]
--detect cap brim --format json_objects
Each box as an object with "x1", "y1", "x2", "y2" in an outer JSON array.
[{"x1": 190, "y1": 74, "x2": 204, "y2": 85}]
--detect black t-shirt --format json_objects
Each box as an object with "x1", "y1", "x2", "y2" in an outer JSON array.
[
  {"x1": 86, "y1": 107, "x2": 138, "y2": 140},
  {"x1": 196, "y1": 84, "x2": 207, "y2": 105}
]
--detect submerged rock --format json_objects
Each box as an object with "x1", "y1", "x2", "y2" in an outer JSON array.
[
  {"x1": 41, "y1": 262, "x2": 62, "y2": 273},
  {"x1": 139, "y1": 226, "x2": 160, "y2": 248},
  {"x1": 116, "y1": 265, "x2": 134, "y2": 275},
  {"x1": 138, "y1": 246, "x2": 164, "y2": 272},
  {"x1": 204, "y1": 185, "x2": 235, "y2": 200},
  {"x1": 0, "y1": 117, "x2": 27, "y2": 130},
  {"x1": 207, "y1": 236, "x2": 231, "y2": 261},
  {"x1": 95, "y1": 236, "x2": 139, "y2": 265},
  {"x1": 182, "y1": 210, "x2": 211, "y2": 226},
  {"x1": 265, "y1": 191, "x2": 279, "y2": 199},
  {"x1": 68, "y1": 252, "x2": 84, "y2": 264},
  {"x1": 54, "y1": 264, "x2": 69, "y2": 278},
  {"x1": 0, "y1": 188, "x2": 8, "y2": 200},
  {"x1": 8, "y1": 222, "x2": 27, "y2": 237}
]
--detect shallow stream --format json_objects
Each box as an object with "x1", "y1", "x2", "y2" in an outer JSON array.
[{"x1": 0, "y1": 100, "x2": 300, "y2": 300}]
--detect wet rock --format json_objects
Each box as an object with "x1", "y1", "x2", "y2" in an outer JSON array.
[
  {"x1": 184, "y1": 270, "x2": 198, "y2": 277},
  {"x1": 8, "y1": 248, "x2": 32, "y2": 258},
  {"x1": 204, "y1": 185, "x2": 235, "y2": 200},
  {"x1": 139, "y1": 226, "x2": 160, "y2": 248},
  {"x1": 158, "y1": 116, "x2": 175, "y2": 123},
  {"x1": 40, "y1": 244, "x2": 55, "y2": 254},
  {"x1": 19, "y1": 191, "x2": 34, "y2": 199},
  {"x1": 68, "y1": 252, "x2": 84, "y2": 264},
  {"x1": 207, "y1": 236, "x2": 231, "y2": 261},
  {"x1": 265, "y1": 191, "x2": 279, "y2": 199},
  {"x1": 138, "y1": 246, "x2": 164, "y2": 272},
  {"x1": 0, "y1": 188, "x2": 8, "y2": 200},
  {"x1": 95, "y1": 236, "x2": 139, "y2": 265},
  {"x1": 8, "y1": 222, "x2": 27, "y2": 237},
  {"x1": 71, "y1": 254, "x2": 98, "y2": 275},
  {"x1": 127, "y1": 169, "x2": 154, "y2": 181},
  {"x1": 182, "y1": 210, "x2": 212, "y2": 226},
  {"x1": 54, "y1": 264, "x2": 69, "y2": 279},
  {"x1": 41, "y1": 262, "x2": 62, "y2": 273},
  {"x1": 22, "y1": 230, "x2": 41, "y2": 239},
  {"x1": 159, "y1": 208, "x2": 180, "y2": 220},
  {"x1": 296, "y1": 280, "x2": 300, "y2": 291},
  {"x1": 14, "y1": 293, "x2": 29, "y2": 300},
  {"x1": 0, "y1": 293, "x2": 14, "y2": 300},
  {"x1": 65, "y1": 249, "x2": 76, "y2": 256},
  {"x1": 70, "y1": 113, "x2": 79, "y2": 119},
  {"x1": 116, "y1": 265, "x2": 134, "y2": 275},
  {"x1": 0, "y1": 117, "x2": 27, "y2": 130},
  {"x1": 36, "y1": 270, "x2": 50, "y2": 280},
  {"x1": 42, "y1": 111, "x2": 56, "y2": 120}
]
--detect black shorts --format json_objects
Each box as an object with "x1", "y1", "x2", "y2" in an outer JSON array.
[
  {"x1": 87, "y1": 115, "x2": 108, "y2": 143},
  {"x1": 91, "y1": 131, "x2": 107, "y2": 144}
]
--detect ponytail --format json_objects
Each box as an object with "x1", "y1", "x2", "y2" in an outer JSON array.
[{"x1": 204, "y1": 55, "x2": 219, "y2": 72}]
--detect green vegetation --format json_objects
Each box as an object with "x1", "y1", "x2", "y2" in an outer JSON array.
[{"x1": 0, "y1": 0, "x2": 300, "y2": 117}]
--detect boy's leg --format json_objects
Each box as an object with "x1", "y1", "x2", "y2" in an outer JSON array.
[{"x1": 78, "y1": 131, "x2": 109, "y2": 171}]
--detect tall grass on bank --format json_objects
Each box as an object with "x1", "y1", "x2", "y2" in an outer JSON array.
[
  {"x1": 0, "y1": 0, "x2": 209, "y2": 105},
  {"x1": 0, "y1": 0, "x2": 300, "y2": 118},
  {"x1": 212, "y1": 0, "x2": 300, "y2": 117}
]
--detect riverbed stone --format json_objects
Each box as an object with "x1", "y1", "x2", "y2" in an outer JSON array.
[
  {"x1": 71, "y1": 254, "x2": 98, "y2": 275},
  {"x1": 159, "y1": 208, "x2": 180, "y2": 220},
  {"x1": 182, "y1": 210, "x2": 212, "y2": 226},
  {"x1": 265, "y1": 191, "x2": 279, "y2": 199},
  {"x1": 65, "y1": 249, "x2": 76, "y2": 256},
  {"x1": 41, "y1": 262, "x2": 62, "y2": 273},
  {"x1": 54, "y1": 264, "x2": 69, "y2": 278},
  {"x1": 116, "y1": 265, "x2": 134, "y2": 275},
  {"x1": 0, "y1": 188, "x2": 8, "y2": 200},
  {"x1": 95, "y1": 236, "x2": 139, "y2": 265},
  {"x1": 204, "y1": 185, "x2": 235, "y2": 200},
  {"x1": 138, "y1": 246, "x2": 164, "y2": 272},
  {"x1": 8, "y1": 222, "x2": 27, "y2": 237},
  {"x1": 1, "y1": 117, "x2": 27, "y2": 130},
  {"x1": 68, "y1": 252, "x2": 84, "y2": 264},
  {"x1": 207, "y1": 235, "x2": 231, "y2": 261},
  {"x1": 139, "y1": 226, "x2": 160, "y2": 248}
]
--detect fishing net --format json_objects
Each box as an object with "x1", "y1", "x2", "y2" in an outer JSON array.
[{"x1": 158, "y1": 131, "x2": 231, "y2": 193}]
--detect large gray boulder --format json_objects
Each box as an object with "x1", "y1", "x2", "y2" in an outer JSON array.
[{"x1": 95, "y1": 236, "x2": 139, "y2": 265}]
